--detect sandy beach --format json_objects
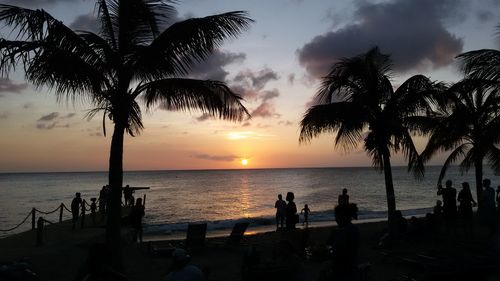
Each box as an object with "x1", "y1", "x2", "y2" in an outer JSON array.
[{"x1": 1, "y1": 215, "x2": 500, "y2": 281}]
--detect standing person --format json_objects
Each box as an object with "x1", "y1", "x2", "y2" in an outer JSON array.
[
  {"x1": 71, "y1": 192, "x2": 83, "y2": 230},
  {"x1": 129, "y1": 198, "x2": 145, "y2": 243},
  {"x1": 457, "y1": 182, "x2": 476, "y2": 238},
  {"x1": 437, "y1": 180, "x2": 457, "y2": 235},
  {"x1": 123, "y1": 185, "x2": 134, "y2": 206},
  {"x1": 98, "y1": 185, "x2": 107, "y2": 214},
  {"x1": 480, "y1": 179, "x2": 496, "y2": 236},
  {"x1": 285, "y1": 192, "x2": 297, "y2": 230},
  {"x1": 301, "y1": 204, "x2": 311, "y2": 227},
  {"x1": 90, "y1": 198, "x2": 97, "y2": 226},
  {"x1": 274, "y1": 194, "x2": 287, "y2": 230},
  {"x1": 323, "y1": 204, "x2": 360, "y2": 281},
  {"x1": 338, "y1": 188, "x2": 349, "y2": 205}
]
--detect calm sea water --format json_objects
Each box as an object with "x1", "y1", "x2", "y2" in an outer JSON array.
[{"x1": 0, "y1": 166, "x2": 497, "y2": 238}]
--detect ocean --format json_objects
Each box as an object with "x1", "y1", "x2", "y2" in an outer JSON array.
[{"x1": 0, "y1": 166, "x2": 497, "y2": 238}]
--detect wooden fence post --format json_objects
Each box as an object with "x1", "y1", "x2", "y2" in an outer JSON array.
[
  {"x1": 59, "y1": 203, "x2": 64, "y2": 223},
  {"x1": 143, "y1": 194, "x2": 146, "y2": 208},
  {"x1": 31, "y1": 208, "x2": 36, "y2": 230},
  {"x1": 36, "y1": 217, "x2": 44, "y2": 246}
]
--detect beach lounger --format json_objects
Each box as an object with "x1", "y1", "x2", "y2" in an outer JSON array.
[
  {"x1": 186, "y1": 223, "x2": 207, "y2": 250},
  {"x1": 227, "y1": 222, "x2": 249, "y2": 245},
  {"x1": 210, "y1": 222, "x2": 249, "y2": 248},
  {"x1": 148, "y1": 223, "x2": 207, "y2": 256}
]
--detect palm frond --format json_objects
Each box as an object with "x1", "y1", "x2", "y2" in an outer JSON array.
[
  {"x1": 141, "y1": 78, "x2": 249, "y2": 121},
  {"x1": 299, "y1": 102, "x2": 366, "y2": 146},
  {"x1": 486, "y1": 145, "x2": 500, "y2": 174},
  {"x1": 437, "y1": 143, "x2": 470, "y2": 184},
  {"x1": 134, "y1": 11, "x2": 253, "y2": 79},
  {"x1": 457, "y1": 49, "x2": 500, "y2": 81}
]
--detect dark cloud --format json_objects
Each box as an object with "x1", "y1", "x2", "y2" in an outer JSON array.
[
  {"x1": 1, "y1": 0, "x2": 67, "y2": 7},
  {"x1": 241, "y1": 121, "x2": 251, "y2": 127},
  {"x1": 0, "y1": 78, "x2": 28, "y2": 94},
  {"x1": 287, "y1": 74, "x2": 295, "y2": 85},
  {"x1": 229, "y1": 68, "x2": 281, "y2": 119},
  {"x1": 62, "y1": 113, "x2": 76, "y2": 119},
  {"x1": 233, "y1": 68, "x2": 279, "y2": 91},
  {"x1": 278, "y1": 120, "x2": 294, "y2": 126},
  {"x1": 230, "y1": 85, "x2": 259, "y2": 101},
  {"x1": 38, "y1": 112, "x2": 59, "y2": 122},
  {"x1": 0, "y1": 112, "x2": 8, "y2": 119},
  {"x1": 189, "y1": 50, "x2": 246, "y2": 81},
  {"x1": 261, "y1": 89, "x2": 280, "y2": 102},
  {"x1": 70, "y1": 13, "x2": 99, "y2": 33},
  {"x1": 297, "y1": 0, "x2": 464, "y2": 78},
  {"x1": 251, "y1": 102, "x2": 280, "y2": 118},
  {"x1": 36, "y1": 122, "x2": 57, "y2": 130},
  {"x1": 251, "y1": 89, "x2": 280, "y2": 119},
  {"x1": 196, "y1": 113, "x2": 211, "y2": 122},
  {"x1": 193, "y1": 153, "x2": 237, "y2": 162},
  {"x1": 36, "y1": 112, "x2": 75, "y2": 129}
]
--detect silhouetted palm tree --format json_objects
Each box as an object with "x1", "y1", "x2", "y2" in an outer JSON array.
[
  {"x1": 299, "y1": 47, "x2": 440, "y2": 225},
  {"x1": 0, "y1": 1, "x2": 252, "y2": 266},
  {"x1": 422, "y1": 79, "x2": 500, "y2": 202}
]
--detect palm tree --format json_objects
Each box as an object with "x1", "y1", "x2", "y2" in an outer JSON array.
[
  {"x1": 0, "y1": 1, "x2": 252, "y2": 266},
  {"x1": 421, "y1": 79, "x2": 500, "y2": 202},
  {"x1": 299, "y1": 47, "x2": 440, "y2": 226}
]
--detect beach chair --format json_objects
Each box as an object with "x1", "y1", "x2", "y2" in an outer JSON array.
[
  {"x1": 227, "y1": 222, "x2": 249, "y2": 245},
  {"x1": 186, "y1": 223, "x2": 207, "y2": 250},
  {"x1": 210, "y1": 222, "x2": 249, "y2": 248}
]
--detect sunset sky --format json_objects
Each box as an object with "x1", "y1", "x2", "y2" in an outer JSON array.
[{"x1": 0, "y1": 0, "x2": 499, "y2": 172}]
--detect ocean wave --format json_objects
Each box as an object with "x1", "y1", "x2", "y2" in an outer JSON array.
[{"x1": 143, "y1": 206, "x2": 433, "y2": 235}]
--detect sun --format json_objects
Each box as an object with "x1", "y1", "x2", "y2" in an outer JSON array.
[{"x1": 241, "y1": 158, "x2": 249, "y2": 166}]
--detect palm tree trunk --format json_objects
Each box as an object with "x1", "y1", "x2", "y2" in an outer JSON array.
[
  {"x1": 106, "y1": 121, "x2": 125, "y2": 269},
  {"x1": 474, "y1": 158, "x2": 483, "y2": 207},
  {"x1": 382, "y1": 151, "x2": 397, "y2": 227}
]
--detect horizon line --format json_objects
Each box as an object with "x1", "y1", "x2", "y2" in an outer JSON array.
[{"x1": 0, "y1": 164, "x2": 448, "y2": 174}]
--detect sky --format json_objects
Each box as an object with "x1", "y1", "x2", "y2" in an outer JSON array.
[{"x1": 0, "y1": 0, "x2": 499, "y2": 172}]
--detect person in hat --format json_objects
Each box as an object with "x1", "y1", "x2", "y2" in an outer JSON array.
[{"x1": 164, "y1": 248, "x2": 205, "y2": 281}]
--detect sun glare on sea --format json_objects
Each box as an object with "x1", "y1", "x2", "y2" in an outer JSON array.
[{"x1": 241, "y1": 158, "x2": 249, "y2": 166}]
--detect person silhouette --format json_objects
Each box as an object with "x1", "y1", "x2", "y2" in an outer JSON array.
[
  {"x1": 301, "y1": 204, "x2": 311, "y2": 227},
  {"x1": 338, "y1": 188, "x2": 349, "y2": 205},
  {"x1": 164, "y1": 248, "x2": 205, "y2": 281},
  {"x1": 457, "y1": 182, "x2": 476, "y2": 238},
  {"x1": 480, "y1": 179, "x2": 496, "y2": 236},
  {"x1": 328, "y1": 204, "x2": 359, "y2": 281},
  {"x1": 123, "y1": 185, "x2": 134, "y2": 206},
  {"x1": 129, "y1": 198, "x2": 145, "y2": 243},
  {"x1": 437, "y1": 180, "x2": 457, "y2": 235},
  {"x1": 90, "y1": 198, "x2": 97, "y2": 226},
  {"x1": 285, "y1": 192, "x2": 297, "y2": 230},
  {"x1": 274, "y1": 194, "x2": 287, "y2": 230},
  {"x1": 71, "y1": 192, "x2": 82, "y2": 230}
]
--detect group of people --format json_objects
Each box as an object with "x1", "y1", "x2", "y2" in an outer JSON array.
[
  {"x1": 70, "y1": 187, "x2": 146, "y2": 243},
  {"x1": 433, "y1": 178, "x2": 499, "y2": 237},
  {"x1": 274, "y1": 192, "x2": 298, "y2": 230}
]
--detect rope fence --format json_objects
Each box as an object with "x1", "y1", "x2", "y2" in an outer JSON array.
[
  {"x1": 0, "y1": 210, "x2": 33, "y2": 232},
  {"x1": 1, "y1": 190, "x2": 148, "y2": 245}
]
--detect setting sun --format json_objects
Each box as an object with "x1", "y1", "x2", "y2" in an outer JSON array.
[{"x1": 241, "y1": 158, "x2": 249, "y2": 166}]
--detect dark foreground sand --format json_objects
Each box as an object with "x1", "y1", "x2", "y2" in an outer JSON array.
[{"x1": 1, "y1": 217, "x2": 500, "y2": 281}]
